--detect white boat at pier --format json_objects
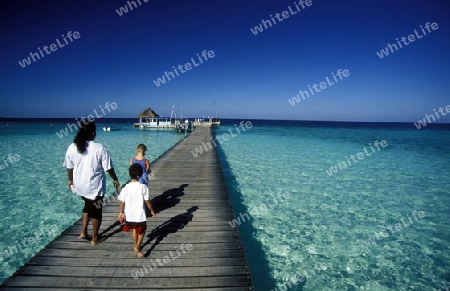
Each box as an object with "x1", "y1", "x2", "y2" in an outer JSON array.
[{"x1": 133, "y1": 107, "x2": 176, "y2": 129}]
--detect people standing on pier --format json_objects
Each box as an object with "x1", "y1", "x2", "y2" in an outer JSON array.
[
  {"x1": 118, "y1": 164, "x2": 156, "y2": 258},
  {"x1": 129, "y1": 143, "x2": 151, "y2": 185},
  {"x1": 63, "y1": 121, "x2": 120, "y2": 245}
]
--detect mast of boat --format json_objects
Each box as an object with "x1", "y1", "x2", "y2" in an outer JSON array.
[{"x1": 170, "y1": 106, "x2": 175, "y2": 124}]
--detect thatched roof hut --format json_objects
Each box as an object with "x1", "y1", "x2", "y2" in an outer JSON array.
[{"x1": 138, "y1": 108, "x2": 159, "y2": 118}]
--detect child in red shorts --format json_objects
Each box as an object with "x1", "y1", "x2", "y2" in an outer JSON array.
[{"x1": 118, "y1": 164, "x2": 156, "y2": 258}]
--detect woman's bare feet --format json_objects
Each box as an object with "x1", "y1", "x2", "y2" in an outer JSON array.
[{"x1": 91, "y1": 235, "x2": 101, "y2": 246}]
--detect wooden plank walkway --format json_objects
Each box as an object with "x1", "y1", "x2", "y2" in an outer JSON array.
[{"x1": 1, "y1": 124, "x2": 253, "y2": 290}]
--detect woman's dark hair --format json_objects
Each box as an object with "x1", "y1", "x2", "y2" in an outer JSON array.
[
  {"x1": 129, "y1": 164, "x2": 143, "y2": 179},
  {"x1": 73, "y1": 122, "x2": 96, "y2": 153}
]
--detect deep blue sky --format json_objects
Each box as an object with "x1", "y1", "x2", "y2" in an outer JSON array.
[{"x1": 0, "y1": 0, "x2": 449, "y2": 122}]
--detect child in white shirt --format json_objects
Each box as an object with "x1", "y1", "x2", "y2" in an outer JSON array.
[{"x1": 118, "y1": 164, "x2": 156, "y2": 258}]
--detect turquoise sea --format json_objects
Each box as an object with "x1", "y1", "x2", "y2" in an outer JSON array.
[
  {"x1": 215, "y1": 120, "x2": 450, "y2": 291},
  {"x1": 0, "y1": 118, "x2": 185, "y2": 283},
  {"x1": 1, "y1": 118, "x2": 450, "y2": 291}
]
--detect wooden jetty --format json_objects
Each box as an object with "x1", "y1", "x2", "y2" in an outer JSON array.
[{"x1": 1, "y1": 124, "x2": 253, "y2": 290}]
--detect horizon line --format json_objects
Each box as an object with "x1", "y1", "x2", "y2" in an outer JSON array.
[{"x1": 0, "y1": 117, "x2": 450, "y2": 125}]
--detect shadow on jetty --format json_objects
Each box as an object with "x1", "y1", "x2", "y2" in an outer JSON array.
[
  {"x1": 98, "y1": 184, "x2": 189, "y2": 243},
  {"x1": 151, "y1": 184, "x2": 188, "y2": 214},
  {"x1": 142, "y1": 206, "x2": 198, "y2": 257},
  {"x1": 213, "y1": 127, "x2": 277, "y2": 291},
  {"x1": 99, "y1": 221, "x2": 122, "y2": 241}
]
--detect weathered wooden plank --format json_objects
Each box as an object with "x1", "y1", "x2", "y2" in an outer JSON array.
[
  {"x1": 34, "y1": 248, "x2": 245, "y2": 259},
  {"x1": 26, "y1": 257, "x2": 248, "y2": 267},
  {"x1": 1, "y1": 288, "x2": 251, "y2": 291},
  {"x1": 63, "y1": 225, "x2": 237, "y2": 234},
  {"x1": 55, "y1": 234, "x2": 241, "y2": 244},
  {"x1": 15, "y1": 265, "x2": 251, "y2": 277},
  {"x1": 69, "y1": 220, "x2": 235, "y2": 227},
  {"x1": 44, "y1": 241, "x2": 244, "y2": 251},
  {"x1": 2, "y1": 276, "x2": 252, "y2": 288}
]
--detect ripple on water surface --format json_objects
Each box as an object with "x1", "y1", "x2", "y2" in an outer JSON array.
[
  {"x1": 0, "y1": 122, "x2": 184, "y2": 282},
  {"x1": 216, "y1": 122, "x2": 450, "y2": 290}
]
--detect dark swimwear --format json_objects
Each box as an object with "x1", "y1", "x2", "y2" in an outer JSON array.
[{"x1": 82, "y1": 196, "x2": 103, "y2": 220}]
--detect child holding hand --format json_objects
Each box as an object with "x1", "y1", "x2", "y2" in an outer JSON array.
[{"x1": 118, "y1": 164, "x2": 156, "y2": 258}]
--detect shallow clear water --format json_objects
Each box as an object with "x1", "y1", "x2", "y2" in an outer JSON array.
[
  {"x1": 215, "y1": 120, "x2": 450, "y2": 290},
  {"x1": 1, "y1": 119, "x2": 450, "y2": 290},
  {"x1": 0, "y1": 120, "x2": 184, "y2": 282}
]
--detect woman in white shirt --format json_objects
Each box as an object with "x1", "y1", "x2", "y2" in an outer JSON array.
[{"x1": 63, "y1": 121, "x2": 120, "y2": 245}]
